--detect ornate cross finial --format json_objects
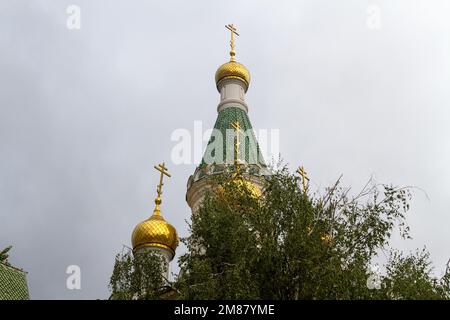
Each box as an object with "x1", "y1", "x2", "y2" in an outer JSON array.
[
  {"x1": 297, "y1": 166, "x2": 310, "y2": 193},
  {"x1": 153, "y1": 162, "x2": 171, "y2": 211},
  {"x1": 225, "y1": 24, "x2": 239, "y2": 61},
  {"x1": 231, "y1": 121, "x2": 242, "y2": 172}
]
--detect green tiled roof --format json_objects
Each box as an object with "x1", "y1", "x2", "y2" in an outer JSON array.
[
  {"x1": 0, "y1": 262, "x2": 29, "y2": 300},
  {"x1": 187, "y1": 106, "x2": 271, "y2": 188},
  {"x1": 200, "y1": 106, "x2": 266, "y2": 168}
]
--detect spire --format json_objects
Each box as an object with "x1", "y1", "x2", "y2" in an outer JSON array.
[
  {"x1": 186, "y1": 25, "x2": 271, "y2": 214},
  {"x1": 195, "y1": 25, "x2": 266, "y2": 175},
  {"x1": 152, "y1": 162, "x2": 171, "y2": 216}
]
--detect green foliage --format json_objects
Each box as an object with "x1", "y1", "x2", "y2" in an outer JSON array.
[
  {"x1": 377, "y1": 249, "x2": 450, "y2": 300},
  {"x1": 109, "y1": 249, "x2": 167, "y2": 300},
  {"x1": 108, "y1": 167, "x2": 449, "y2": 300},
  {"x1": 0, "y1": 246, "x2": 12, "y2": 264},
  {"x1": 176, "y1": 167, "x2": 449, "y2": 300}
]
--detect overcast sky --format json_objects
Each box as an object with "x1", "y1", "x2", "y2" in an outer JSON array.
[{"x1": 1, "y1": 0, "x2": 449, "y2": 299}]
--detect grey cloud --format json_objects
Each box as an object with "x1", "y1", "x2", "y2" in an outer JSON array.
[{"x1": 0, "y1": 0, "x2": 449, "y2": 299}]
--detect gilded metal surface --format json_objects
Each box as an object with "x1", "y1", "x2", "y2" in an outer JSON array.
[
  {"x1": 297, "y1": 166, "x2": 310, "y2": 193},
  {"x1": 234, "y1": 177, "x2": 261, "y2": 198},
  {"x1": 231, "y1": 121, "x2": 242, "y2": 172},
  {"x1": 131, "y1": 213, "x2": 179, "y2": 254},
  {"x1": 215, "y1": 61, "x2": 250, "y2": 89},
  {"x1": 216, "y1": 24, "x2": 250, "y2": 90},
  {"x1": 131, "y1": 162, "x2": 178, "y2": 254},
  {"x1": 154, "y1": 162, "x2": 171, "y2": 199},
  {"x1": 225, "y1": 23, "x2": 239, "y2": 62},
  {"x1": 225, "y1": 175, "x2": 262, "y2": 198}
]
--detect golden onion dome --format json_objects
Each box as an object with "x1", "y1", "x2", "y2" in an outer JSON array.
[
  {"x1": 231, "y1": 177, "x2": 261, "y2": 198},
  {"x1": 215, "y1": 60, "x2": 250, "y2": 92},
  {"x1": 131, "y1": 198, "x2": 178, "y2": 256},
  {"x1": 217, "y1": 174, "x2": 262, "y2": 199}
]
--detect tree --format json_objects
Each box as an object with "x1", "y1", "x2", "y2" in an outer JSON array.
[
  {"x1": 108, "y1": 167, "x2": 449, "y2": 299},
  {"x1": 175, "y1": 167, "x2": 449, "y2": 300},
  {"x1": 109, "y1": 249, "x2": 169, "y2": 300},
  {"x1": 378, "y1": 249, "x2": 450, "y2": 299}
]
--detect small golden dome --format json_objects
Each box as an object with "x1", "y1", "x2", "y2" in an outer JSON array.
[
  {"x1": 218, "y1": 175, "x2": 262, "y2": 199},
  {"x1": 215, "y1": 61, "x2": 250, "y2": 92},
  {"x1": 131, "y1": 207, "x2": 179, "y2": 256},
  {"x1": 232, "y1": 177, "x2": 261, "y2": 198}
]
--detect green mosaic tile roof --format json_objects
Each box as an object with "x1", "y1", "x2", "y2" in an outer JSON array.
[
  {"x1": 199, "y1": 106, "x2": 266, "y2": 168},
  {"x1": 0, "y1": 263, "x2": 29, "y2": 300}
]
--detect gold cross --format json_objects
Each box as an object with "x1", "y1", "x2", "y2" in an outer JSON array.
[
  {"x1": 231, "y1": 121, "x2": 242, "y2": 172},
  {"x1": 154, "y1": 162, "x2": 171, "y2": 198},
  {"x1": 225, "y1": 24, "x2": 239, "y2": 61},
  {"x1": 297, "y1": 166, "x2": 310, "y2": 193}
]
